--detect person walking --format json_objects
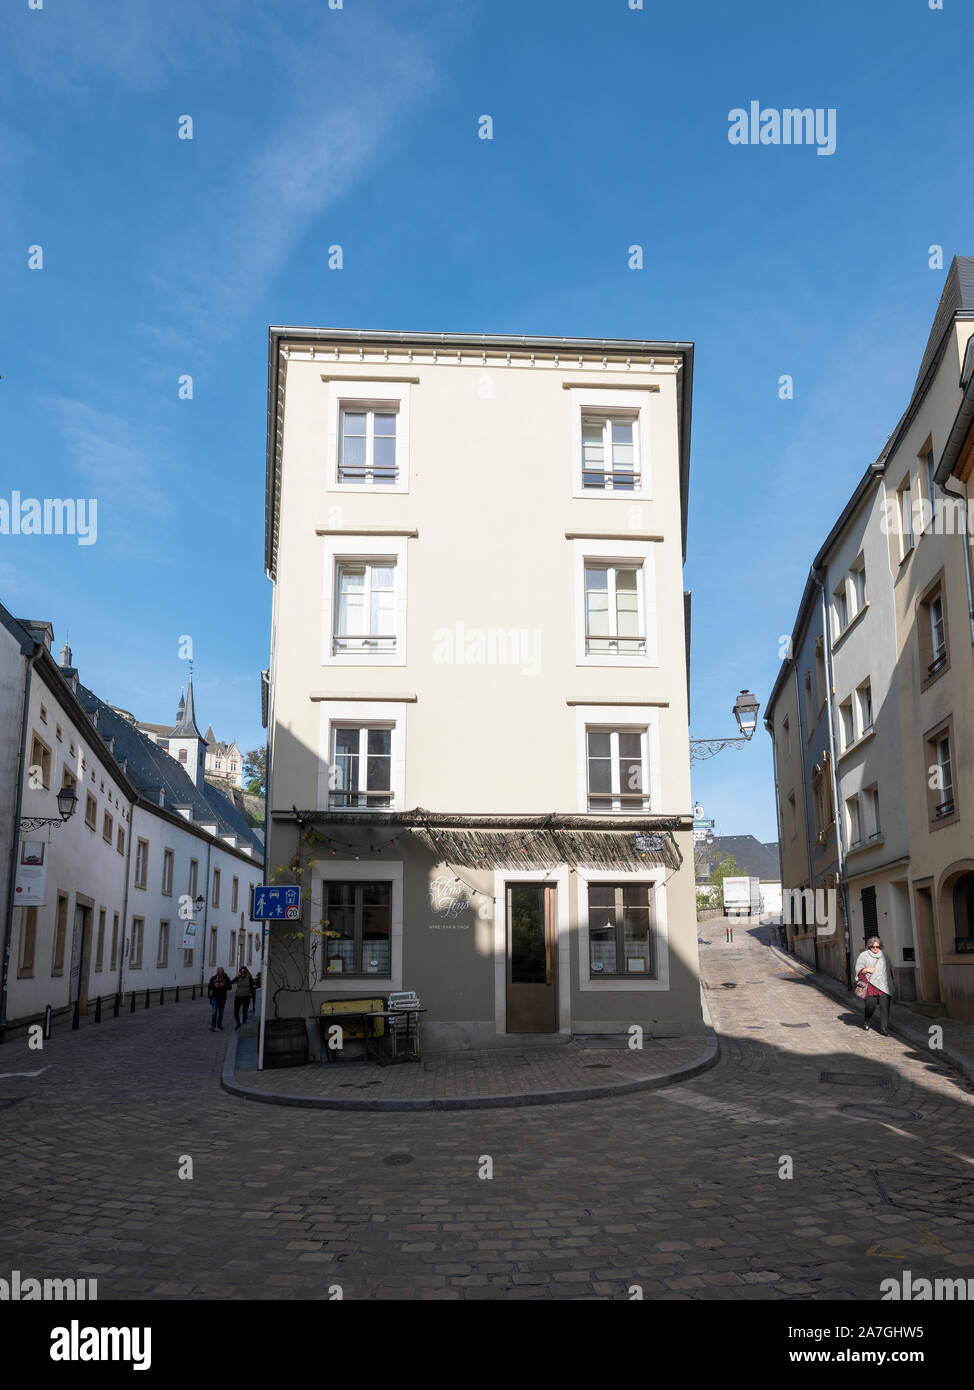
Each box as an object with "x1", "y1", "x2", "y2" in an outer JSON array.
[
  {"x1": 207, "y1": 967, "x2": 232, "y2": 1032},
  {"x1": 232, "y1": 965, "x2": 253, "y2": 1029},
  {"x1": 854, "y1": 936, "x2": 894, "y2": 1036}
]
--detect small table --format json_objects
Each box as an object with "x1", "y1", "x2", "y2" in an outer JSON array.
[{"x1": 313, "y1": 1010, "x2": 385, "y2": 1067}]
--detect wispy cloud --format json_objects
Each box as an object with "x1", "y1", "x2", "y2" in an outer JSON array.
[
  {"x1": 9, "y1": 0, "x2": 245, "y2": 96},
  {"x1": 157, "y1": 22, "x2": 440, "y2": 334},
  {"x1": 46, "y1": 397, "x2": 175, "y2": 519}
]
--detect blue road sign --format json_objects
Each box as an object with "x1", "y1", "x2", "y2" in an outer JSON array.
[{"x1": 251, "y1": 885, "x2": 302, "y2": 920}]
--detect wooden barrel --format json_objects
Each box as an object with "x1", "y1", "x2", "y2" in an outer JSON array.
[{"x1": 263, "y1": 1018, "x2": 309, "y2": 1069}]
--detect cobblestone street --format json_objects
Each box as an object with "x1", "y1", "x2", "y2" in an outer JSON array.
[{"x1": 2, "y1": 918, "x2": 972, "y2": 1301}]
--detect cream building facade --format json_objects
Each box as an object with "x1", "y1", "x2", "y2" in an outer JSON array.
[
  {"x1": 264, "y1": 327, "x2": 703, "y2": 1048},
  {"x1": 0, "y1": 614, "x2": 264, "y2": 1034},
  {"x1": 766, "y1": 258, "x2": 974, "y2": 1020},
  {"x1": 886, "y1": 259, "x2": 974, "y2": 1020}
]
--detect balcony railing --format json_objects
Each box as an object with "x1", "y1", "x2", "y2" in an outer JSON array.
[
  {"x1": 582, "y1": 469, "x2": 640, "y2": 491},
  {"x1": 333, "y1": 634, "x2": 397, "y2": 654},
  {"x1": 928, "y1": 649, "x2": 948, "y2": 677},
  {"x1": 934, "y1": 797, "x2": 955, "y2": 819},
  {"x1": 337, "y1": 464, "x2": 398, "y2": 485},
  {"x1": 585, "y1": 635, "x2": 646, "y2": 656},
  {"x1": 328, "y1": 790, "x2": 394, "y2": 810},
  {"x1": 587, "y1": 791, "x2": 651, "y2": 812}
]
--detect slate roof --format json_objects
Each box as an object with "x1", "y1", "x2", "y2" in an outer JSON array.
[
  {"x1": 76, "y1": 684, "x2": 263, "y2": 859},
  {"x1": 912, "y1": 256, "x2": 974, "y2": 396},
  {"x1": 697, "y1": 835, "x2": 781, "y2": 882}
]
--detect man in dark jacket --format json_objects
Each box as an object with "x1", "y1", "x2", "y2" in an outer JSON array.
[{"x1": 207, "y1": 968, "x2": 232, "y2": 1031}]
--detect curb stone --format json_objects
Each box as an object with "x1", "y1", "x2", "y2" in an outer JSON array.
[{"x1": 220, "y1": 1026, "x2": 721, "y2": 1112}]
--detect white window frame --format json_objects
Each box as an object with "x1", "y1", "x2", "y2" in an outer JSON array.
[
  {"x1": 573, "y1": 539, "x2": 657, "y2": 667},
  {"x1": 321, "y1": 535, "x2": 407, "y2": 667},
  {"x1": 856, "y1": 680, "x2": 873, "y2": 735},
  {"x1": 584, "y1": 727, "x2": 650, "y2": 813},
  {"x1": 930, "y1": 593, "x2": 946, "y2": 662},
  {"x1": 864, "y1": 784, "x2": 881, "y2": 839},
  {"x1": 580, "y1": 413, "x2": 641, "y2": 493},
  {"x1": 898, "y1": 476, "x2": 914, "y2": 557},
  {"x1": 575, "y1": 868, "x2": 670, "y2": 992},
  {"x1": 938, "y1": 736, "x2": 954, "y2": 805},
  {"x1": 833, "y1": 580, "x2": 848, "y2": 635},
  {"x1": 839, "y1": 698, "x2": 855, "y2": 750},
  {"x1": 846, "y1": 794, "x2": 862, "y2": 849},
  {"x1": 311, "y1": 859, "x2": 403, "y2": 993},
  {"x1": 574, "y1": 705, "x2": 661, "y2": 815},
  {"x1": 326, "y1": 381, "x2": 411, "y2": 494},
  {"x1": 568, "y1": 387, "x2": 654, "y2": 500},
  {"x1": 317, "y1": 701, "x2": 407, "y2": 813},
  {"x1": 851, "y1": 557, "x2": 867, "y2": 614}
]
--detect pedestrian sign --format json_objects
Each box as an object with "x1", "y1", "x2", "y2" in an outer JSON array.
[{"x1": 251, "y1": 885, "x2": 301, "y2": 920}]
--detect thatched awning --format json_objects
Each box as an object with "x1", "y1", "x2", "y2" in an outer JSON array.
[
  {"x1": 409, "y1": 823, "x2": 682, "y2": 872},
  {"x1": 284, "y1": 808, "x2": 687, "y2": 871}
]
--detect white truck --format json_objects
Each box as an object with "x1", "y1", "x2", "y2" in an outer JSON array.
[{"x1": 723, "y1": 876, "x2": 762, "y2": 918}]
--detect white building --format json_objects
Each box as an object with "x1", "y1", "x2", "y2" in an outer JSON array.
[
  {"x1": 0, "y1": 611, "x2": 265, "y2": 1034},
  {"x1": 264, "y1": 325, "x2": 702, "y2": 1049}
]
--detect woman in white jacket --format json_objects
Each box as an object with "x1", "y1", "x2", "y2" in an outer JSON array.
[{"x1": 854, "y1": 936, "x2": 894, "y2": 1036}]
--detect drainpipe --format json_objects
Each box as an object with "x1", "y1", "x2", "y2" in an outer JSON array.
[
  {"x1": 116, "y1": 799, "x2": 135, "y2": 1003},
  {"x1": 0, "y1": 641, "x2": 40, "y2": 1040},
  {"x1": 940, "y1": 476, "x2": 974, "y2": 653},
  {"x1": 814, "y1": 567, "x2": 852, "y2": 985},
  {"x1": 792, "y1": 660, "x2": 818, "y2": 969},
  {"x1": 765, "y1": 708, "x2": 786, "y2": 954},
  {"x1": 199, "y1": 837, "x2": 212, "y2": 994}
]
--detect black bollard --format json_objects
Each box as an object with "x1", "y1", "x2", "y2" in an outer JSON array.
[
  {"x1": 113, "y1": 993, "x2": 120, "y2": 1018},
  {"x1": 159, "y1": 988, "x2": 164, "y2": 1006},
  {"x1": 144, "y1": 989, "x2": 150, "y2": 1009},
  {"x1": 94, "y1": 996, "x2": 102, "y2": 1023},
  {"x1": 175, "y1": 986, "x2": 180, "y2": 1002},
  {"x1": 71, "y1": 998, "x2": 80, "y2": 1031},
  {"x1": 130, "y1": 991, "x2": 136, "y2": 1013},
  {"x1": 43, "y1": 1004, "x2": 53, "y2": 1040}
]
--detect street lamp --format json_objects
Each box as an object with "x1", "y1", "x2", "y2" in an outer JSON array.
[
  {"x1": 732, "y1": 689, "x2": 761, "y2": 739},
  {"x1": 690, "y1": 690, "x2": 762, "y2": 762},
  {"x1": 20, "y1": 783, "x2": 79, "y2": 834}
]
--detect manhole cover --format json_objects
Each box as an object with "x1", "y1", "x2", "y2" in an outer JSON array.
[
  {"x1": 841, "y1": 1103, "x2": 922, "y2": 1122},
  {"x1": 382, "y1": 1152, "x2": 415, "y2": 1166},
  {"x1": 821, "y1": 1072, "x2": 889, "y2": 1087},
  {"x1": 781, "y1": 1022, "x2": 809, "y2": 1028},
  {"x1": 720, "y1": 982, "x2": 737, "y2": 989},
  {"x1": 584, "y1": 1063, "x2": 613, "y2": 1070}
]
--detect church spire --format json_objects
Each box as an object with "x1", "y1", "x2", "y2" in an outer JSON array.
[{"x1": 172, "y1": 664, "x2": 203, "y2": 738}]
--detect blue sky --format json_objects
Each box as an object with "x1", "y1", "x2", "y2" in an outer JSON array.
[{"x1": 2, "y1": 0, "x2": 971, "y2": 837}]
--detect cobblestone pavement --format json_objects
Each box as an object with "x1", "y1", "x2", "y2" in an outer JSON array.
[
  {"x1": 233, "y1": 1027, "x2": 712, "y2": 1106},
  {"x1": 1, "y1": 918, "x2": 972, "y2": 1300}
]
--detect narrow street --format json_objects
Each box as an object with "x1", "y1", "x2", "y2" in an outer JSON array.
[{"x1": 2, "y1": 918, "x2": 972, "y2": 1300}]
